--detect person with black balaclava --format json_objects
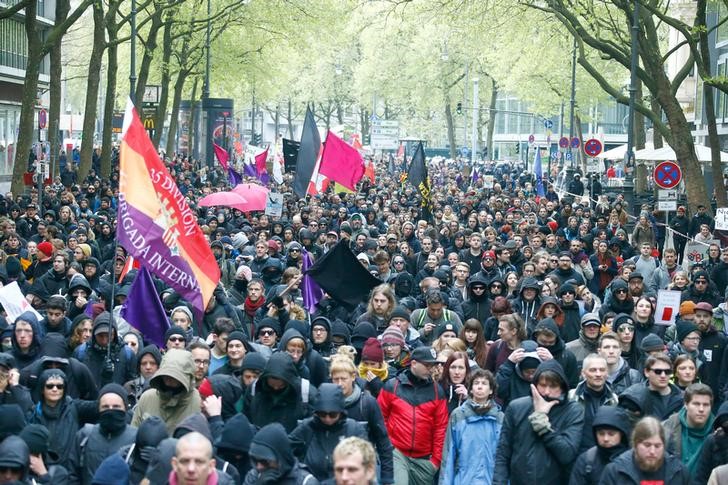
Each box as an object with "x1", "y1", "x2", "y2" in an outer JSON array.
[
  {"x1": 243, "y1": 423, "x2": 318, "y2": 485},
  {"x1": 289, "y1": 383, "x2": 367, "y2": 482},
  {"x1": 569, "y1": 405, "x2": 632, "y2": 485},
  {"x1": 67, "y1": 384, "x2": 137, "y2": 485},
  {"x1": 0, "y1": 435, "x2": 33, "y2": 484},
  {"x1": 215, "y1": 414, "x2": 257, "y2": 480},
  {"x1": 117, "y1": 415, "x2": 167, "y2": 485},
  {"x1": 19, "y1": 423, "x2": 70, "y2": 484},
  {"x1": 462, "y1": 274, "x2": 492, "y2": 323}
]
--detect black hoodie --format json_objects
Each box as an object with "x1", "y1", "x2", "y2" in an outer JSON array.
[
  {"x1": 277, "y1": 327, "x2": 328, "y2": 387},
  {"x1": 244, "y1": 352, "x2": 319, "y2": 432},
  {"x1": 118, "y1": 415, "x2": 168, "y2": 485},
  {"x1": 532, "y1": 318, "x2": 579, "y2": 388},
  {"x1": 289, "y1": 383, "x2": 367, "y2": 482},
  {"x1": 309, "y1": 316, "x2": 334, "y2": 358},
  {"x1": 0, "y1": 435, "x2": 30, "y2": 481},
  {"x1": 494, "y1": 359, "x2": 584, "y2": 485},
  {"x1": 216, "y1": 414, "x2": 256, "y2": 479},
  {"x1": 462, "y1": 273, "x2": 492, "y2": 323},
  {"x1": 245, "y1": 422, "x2": 316, "y2": 484},
  {"x1": 569, "y1": 406, "x2": 631, "y2": 485}
]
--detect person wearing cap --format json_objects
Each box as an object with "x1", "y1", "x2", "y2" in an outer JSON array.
[
  {"x1": 68, "y1": 383, "x2": 137, "y2": 485},
  {"x1": 681, "y1": 270, "x2": 721, "y2": 308},
  {"x1": 289, "y1": 383, "x2": 367, "y2": 482},
  {"x1": 377, "y1": 346, "x2": 447, "y2": 484},
  {"x1": 568, "y1": 354, "x2": 619, "y2": 451},
  {"x1": 496, "y1": 338, "x2": 544, "y2": 407},
  {"x1": 689, "y1": 302, "x2": 726, "y2": 400},
  {"x1": 474, "y1": 249, "x2": 499, "y2": 282},
  {"x1": 548, "y1": 251, "x2": 586, "y2": 287},
  {"x1": 131, "y1": 349, "x2": 201, "y2": 434},
  {"x1": 73, "y1": 312, "x2": 136, "y2": 388},
  {"x1": 494, "y1": 360, "x2": 584, "y2": 485},
  {"x1": 569, "y1": 405, "x2": 632, "y2": 485},
  {"x1": 566, "y1": 313, "x2": 604, "y2": 367}
]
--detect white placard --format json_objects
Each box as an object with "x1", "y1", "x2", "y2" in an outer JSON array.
[
  {"x1": 658, "y1": 200, "x2": 677, "y2": 211},
  {"x1": 0, "y1": 282, "x2": 43, "y2": 323},
  {"x1": 483, "y1": 175, "x2": 494, "y2": 188},
  {"x1": 586, "y1": 158, "x2": 601, "y2": 173},
  {"x1": 265, "y1": 192, "x2": 283, "y2": 217},
  {"x1": 655, "y1": 289, "x2": 682, "y2": 325},
  {"x1": 683, "y1": 239, "x2": 719, "y2": 269},
  {"x1": 716, "y1": 207, "x2": 728, "y2": 230},
  {"x1": 658, "y1": 189, "x2": 678, "y2": 201}
]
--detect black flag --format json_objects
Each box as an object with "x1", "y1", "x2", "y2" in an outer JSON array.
[
  {"x1": 304, "y1": 240, "x2": 382, "y2": 309},
  {"x1": 407, "y1": 142, "x2": 432, "y2": 220},
  {"x1": 292, "y1": 107, "x2": 320, "y2": 197},
  {"x1": 282, "y1": 138, "x2": 300, "y2": 172}
]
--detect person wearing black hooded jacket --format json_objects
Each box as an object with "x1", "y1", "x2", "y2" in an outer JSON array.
[
  {"x1": 494, "y1": 360, "x2": 584, "y2": 485},
  {"x1": 289, "y1": 383, "x2": 367, "y2": 482},
  {"x1": 462, "y1": 274, "x2": 492, "y2": 324},
  {"x1": 532, "y1": 318, "x2": 580, "y2": 388},
  {"x1": 117, "y1": 415, "x2": 167, "y2": 485},
  {"x1": 310, "y1": 316, "x2": 335, "y2": 358},
  {"x1": 215, "y1": 413, "x2": 256, "y2": 480},
  {"x1": 0, "y1": 435, "x2": 34, "y2": 484},
  {"x1": 73, "y1": 312, "x2": 135, "y2": 388},
  {"x1": 11, "y1": 310, "x2": 44, "y2": 369},
  {"x1": 244, "y1": 352, "x2": 319, "y2": 433},
  {"x1": 569, "y1": 405, "x2": 632, "y2": 485},
  {"x1": 20, "y1": 333, "x2": 98, "y2": 402},
  {"x1": 278, "y1": 325, "x2": 328, "y2": 387},
  {"x1": 244, "y1": 422, "x2": 318, "y2": 485},
  {"x1": 510, "y1": 277, "x2": 542, "y2": 335}
]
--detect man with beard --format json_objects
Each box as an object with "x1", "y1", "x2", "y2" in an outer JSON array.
[{"x1": 599, "y1": 416, "x2": 689, "y2": 484}]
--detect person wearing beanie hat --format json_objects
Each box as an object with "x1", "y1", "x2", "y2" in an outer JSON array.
[
  {"x1": 639, "y1": 333, "x2": 665, "y2": 355},
  {"x1": 358, "y1": 338, "x2": 388, "y2": 392},
  {"x1": 37, "y1": 241, "x2": 54, "y2": 262},
  {"x1": 91, "y1": 453, "x2": 130, "y2": 485},
  {"x1": 212, "y1": 331, "x2": 249, "y2": 378},
  {"x1": 667, "y1": 321, "x2": 704, "y2": 370},
  {"x1": 679, "y1": 300, "x2": 697, "y2": 320},
  {"x1": 164, "y1": 326, "x2": 188, "y2": 351},
  {"x1": 67, "y1": 381, "x2": 137, "y2": 485},
  {"x1": 19, "y1": 423, "x2": 70, "y2": 484},
  {"x1": 683, "y1": 270, "x2": 720, "y2": 307},
  {"x1": 0, "y1": 435, "x2": 30, "y2": 481},
  {"x1": 169, "y1": 305, "x2": 195, "y2": 342},
  {"x1": 255, "y1": 317, "x2": 281, "y2": 349},
  {"x1": 131, "y1": 349, "x2": 201, "y2": 434},
  {"x1": 381, "y1": 326, "x2": 410, "y2": 374},
  {"x1": 240, "y1": 352, "x2": 268, "y2": 388},
  {"x1": 288, "y1": 383, "x2": 367, "y2": 482},
  {"x1": 310, "y1": 316, "x2": 334, "y2": 358}
]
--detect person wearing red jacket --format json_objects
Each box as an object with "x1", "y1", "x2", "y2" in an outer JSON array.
[{"x1": 377, "y1": 346, "x2": 447, "y2": 485}]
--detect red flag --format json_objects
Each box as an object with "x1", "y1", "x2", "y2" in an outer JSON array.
[
  {"x1": 351, "y1": 134, "x2": 363, "y2": 151},
  {"x1": 318, "y1": 132, "x2": 365, "y2": 191},
  {"x1": 213, "y1": 143, "x2": 229, "y2": 171},
  {"x1": 255, "y1": 148, "x2": 268, "y2": 176},
  {"x1": 396, "y1": 144, "x2": 405, "y2": 158},
  {"x1": 118, "y1": 255, "x2": 141, "y2": 283},
  {"x1": 364, "y1": 160, "x2": 375, "y2": 184}
]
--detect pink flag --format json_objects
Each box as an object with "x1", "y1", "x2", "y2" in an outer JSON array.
[
  {"x1": 213, "y1": 143, "x2": 229, "y2": 171},
  {"x1": 255, "y1": 148, "x2": 268, "y2": 176},
  {"x1": 318, "y1": 131, "x2": 365, "y2": 191}
]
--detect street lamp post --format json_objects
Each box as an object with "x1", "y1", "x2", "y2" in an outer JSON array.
[
  {"x1": 626, "y1": 0, "x2": 639, "y2": 177},
  {"x1": 471, "y1": 78, "x2": 479, "y2": 165},
  {"x1": 129, "y1": 0, "x2": 136, "y2": 99},
  {"x1": 567, "y1": 36, "x2": 577, "y2": 176}
]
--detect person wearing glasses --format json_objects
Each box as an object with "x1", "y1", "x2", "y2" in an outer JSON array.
[
  {"x1": 164, "y1": 327, "x2": 188, "y2": 352},
  {"x1": 629, "y1": 354, "x2": 684, "y2": 420}
]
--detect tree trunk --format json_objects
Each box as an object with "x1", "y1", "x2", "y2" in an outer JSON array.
[
  {"x1": 11, "y1": 0, "x2": 42, "y2": 196},
  {"x1": 444, "y1": 100, "x2": 457, "y2": 159},
  {"x1": 78, "y1": 1, "x2": 105, "y2": 181},
  {"x1": 165, "y1": 68, "x2": 188, "y2": 157},
  {"x1": 651, "y1": 98, "x2": 663, "y2": 149},
  {"x1": 698, "y1": 0, "x2": 728, "y2": 207},
  {"x1": 575, "y1": 113, "x2": 586, "y2": 172},
  {"x1": 133, "y1": 6, "x2": 163, "y2": 109},
  {"x1": 188, "y1": 77, "x2": 199, "y2": 160},
  {"x1": 486, "y1": 80, "x2": 497, "y2": 160},
  {"x1": 152, "y1": 13, "x2": 174, "y2": 148},
  {"x1": 100, "y1": 39, "x2": 118, "y2": 179},
  {"x1": 633, "y1": 80, "x2": 649, "y2": 194},
  {"x1": 287, "y1": 98, "x2": 295, "y2": 139},
  {"x1": 359, "y1": 106, "x2": 370, "y2": 142},
  {"x1": 49, "y1": 0, "x2": 70, "y2": 179}
]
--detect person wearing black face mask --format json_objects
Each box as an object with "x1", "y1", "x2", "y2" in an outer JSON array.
[
  {"x1": 117, "y1": 415, "x2": 168, "y2": 485},
  {"x1": 67, "y1": 383, "x2": 137, "y2": 485},
  {"x1": 532, "y1": 318, "x2": 580, "y2": 389},
  {"x1": 131, "y1": 349, "x2": 201, "y2": 435}
]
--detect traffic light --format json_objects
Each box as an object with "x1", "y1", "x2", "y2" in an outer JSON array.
[
  {"x1": 252, "y1": 133, "x2": 262, "y2": 145},
  {"x1": 515, "y1": 143, "x2": 520, "y2": 154},
  {"x1": 456, "y1": 102, "x2": 462, "y2": 115}
]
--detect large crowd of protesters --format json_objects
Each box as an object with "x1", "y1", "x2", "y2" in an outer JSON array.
[{"x1": 0, "y1": 150, "x2": 725, "y2": 484}]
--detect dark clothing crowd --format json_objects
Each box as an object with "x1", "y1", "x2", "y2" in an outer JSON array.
[{"x1": 0, "y1": 153, "x2": 725, "y2": 485}]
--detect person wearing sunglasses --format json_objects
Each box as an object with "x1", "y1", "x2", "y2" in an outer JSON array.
[
  {"x1": 600, "y1": 278, "x2": 635, "y2": 320},
  {"x1": 640, "y1": 354, "x2": 684, "y2": 420},
  {"x1": 289, "y1": 383, "x2": 367, "y2": 482},
  {"x1": 164, "y1": 327, "x2": 188, "y2": 352},
  {"x1": 255, "y1": 318, "x2": 280, "y2": 350},
  {"x1": 29, "y1": 368, "x2": 95, "y2": 467},
  {"x1": 683, "y1": 270, "x2": 721, "y2": 308}
]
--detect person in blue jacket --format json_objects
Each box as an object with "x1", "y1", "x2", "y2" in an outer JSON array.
[{"x1": 439, "y1": 368, "x2": 503, "y2": 484}]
